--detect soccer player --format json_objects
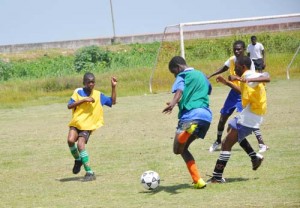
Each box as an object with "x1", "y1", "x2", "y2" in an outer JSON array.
[
  {"x1": 207, "y1": 40, "x2": 268, "y2": 153},
  {"x1": 163, "y1": 56, "x2": 212, "y2": 189},
  {"x1": 247, "y1": 35, "x2": 266, "y2": 73},
  {"x1": 67, "y1": 72, "x2": 117, "y2": 181},
  {"x1": 207, "y1": 55, "x2": 270, "y2": 183}
]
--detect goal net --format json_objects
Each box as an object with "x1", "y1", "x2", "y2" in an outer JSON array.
[{"x1": 149, "y1": 13, "x2": 300, "y2": 93}]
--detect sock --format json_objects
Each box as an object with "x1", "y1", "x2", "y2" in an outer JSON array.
[
  {"x1": 69, "y1": 144, "x2": 80, "y2": 160},
  {"x1": 79, "y1": 150, "x2": 93, "y2": 173},
  {"x1": 178, "y1": 131, "x2": 190, "y2": 144},
  {"x1": 253, "y1": 129, "x2": 264, "y2": 144},
  {"x1": 213, "y1": 151, "x2": 231, "y2": 180},
  {"x1": 239, "y1": 139, "x2": 257, "y2": 160},
  {"x1": 186, "y1": 160, "x2": 200, "y2": 183},
  {"x1": 216, "y1": 130, "x2": 223, "y2": 143},
  {"x1": 178, "y1": 124, "x2": 197, "y2": 144}
]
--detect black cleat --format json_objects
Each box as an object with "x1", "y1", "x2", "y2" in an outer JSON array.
[
  {"x1": 72, "y1": 160, "x2": 83, "y2": 174},
  {"x1": 252, "y1": 154, "x2": 264, "y2": 171}
]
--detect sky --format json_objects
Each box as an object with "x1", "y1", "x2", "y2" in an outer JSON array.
[{"x1": 0, "y1": 0, "x2": 299, "y2": 45}]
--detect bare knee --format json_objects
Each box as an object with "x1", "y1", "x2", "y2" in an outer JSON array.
[{"x1": 77, "y1": 137, "x2": 86, "y2": 151}]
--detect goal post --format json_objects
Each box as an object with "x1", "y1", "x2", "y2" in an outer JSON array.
[
  {"x1": 286, "y1": 44, "x2": 300, "y2": 80},
  {"x1": 149, "y1": 13, "x2": 300, "y2": 93}
]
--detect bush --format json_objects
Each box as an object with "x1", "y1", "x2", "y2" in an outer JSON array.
[
  {"x1": 74, "y1": 45, "x2": 111, "y2": 72},
  {"x1": 0, "y1": 60, "x2": 13, "y2": 81}
]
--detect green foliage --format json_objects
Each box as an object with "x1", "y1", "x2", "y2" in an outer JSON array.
[
  {"x1": 109, "y1": 42, "x2": 160, "y2": 69},
  {"x1": 11, "y1": 55, "x2": 75, "y2": 79},
  {"x1": 0, "y1": 30, "x2": 299, "y2": 106},
  {"x1": 0, "y1": 60, "x2": 13, "y2": 81},
  {"x1": 74, "y1": 45, "x2": 111, "y2": 72}
]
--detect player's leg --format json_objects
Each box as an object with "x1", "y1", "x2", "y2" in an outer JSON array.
[
  {"x1": 209, "y1": 114, "x2": 230, "y2": 152},
  {"x1": 209, "y1": 90, "x2": 239, "y2": 152},
  {"x1": 67, "y1": 127, "x2": 82, "y2": 174},
  {"x1": 208, "y1": 120, "x2": 238, "y2": 183},
  {"x1": 181, "y1": 121, "x2": 210, "y2": 188},
  {"x1": 181, "y1": 135, "x2": 205, "y2": 187},
  {"x1": 238, "y1": 127, "x2": 264, "y2": 170},
  {"x1": 173, "y1": 122, "x2": 197, "y2": 155},
  {"x1": 77, "y1": 131, "x2": 96, "y2": 181},
  {"x1": 253, "y1": 129, "x2": 269, "y2": 153}
]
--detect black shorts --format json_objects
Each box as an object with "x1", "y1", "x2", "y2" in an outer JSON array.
[
  {"x1": 252, "y1": 59, "x2": 264, "y2": 70},
  {"x1": 176, "y1": 120, "x2": 210, "y2": 139},
  {"x1": 70, "y1": 126, "x2": 92, "y2": 143}
]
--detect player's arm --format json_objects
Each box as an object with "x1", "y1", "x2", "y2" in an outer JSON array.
[
  {"x1": 111, "y1": 77, "x2": 117, "y2": 105},
  {"x1": 67, "y1": 97, "x2": 95, "y2": 109},
  {"x1": 207, "y1": 65, "x2": 229, "y2": 79},
  {"x1": 216, "y1": 75, "x2": 241, "y2": 93},
  {"x1": 162, "y1": 90, "x2": 182, "y2": 114},
  {"x1": 243, "y1": 74, "x2": 270, "y2": 83}
]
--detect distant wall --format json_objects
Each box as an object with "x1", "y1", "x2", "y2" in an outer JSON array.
[{"x1": 0, "y1": 21, "x2": 299, "y2": 53}]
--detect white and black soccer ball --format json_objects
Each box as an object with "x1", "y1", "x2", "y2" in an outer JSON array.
[{"x1": 140, "y1": 170, "x2": 160, "y2": 190}]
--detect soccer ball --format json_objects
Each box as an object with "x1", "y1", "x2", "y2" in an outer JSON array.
[{"x1": 140, "y1": 170, "x2": 160, "y2": 190}]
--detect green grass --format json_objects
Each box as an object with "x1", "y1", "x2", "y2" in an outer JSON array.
[{"x1": 0, "y1": 79, "x2": 299, "y2": 207}]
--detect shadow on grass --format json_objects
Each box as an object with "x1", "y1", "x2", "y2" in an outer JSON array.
[
  {"x1": 140, "y1": 183, "x2": 191, "y2": 195},
  {"x1": 140, "y1": 177, "x2": 259, "y2": 194},
  {"x1": 56, "y1": 176, "x2": 82, "y2": 182},
  {"x1": 211, "y1": 148, "x2": 243, "y2": 152},
  {"x1": 224, "y1": 177, "x2": 258, "y2": 183}
]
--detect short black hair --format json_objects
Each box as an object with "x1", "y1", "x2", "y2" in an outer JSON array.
[
  {"x1": 83, "y1": 72, "x2": 95, "y2": 83},
  {"x1": 237, "y1": 56, "x2": 252, "y2": 69},
  {"x1": 251, "y1": 36, "x2": 257, "y2": 40},
  {"x1": 169, "y1": 56, "x2": 186, "y2": 69},
  {"x1": 233, "y1": 40, "x2": 246, "y2": 49}
]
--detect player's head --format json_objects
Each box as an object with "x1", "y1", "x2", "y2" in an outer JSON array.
[
  {"x1": 83, "y1": 72, "x2": 95, "y2": 92},
  {"x1": 235, "y1": 56, "x2": 251, "y2": 76},
  {"x1": 251, "y1": 36, "x2": 257, "y2": 45},
  {"x1": 168, "y1": 56, "x2": 187, "y2": 77},
  {"x1": 233, "y1": 40, "x2": 246, "y2": 57}
]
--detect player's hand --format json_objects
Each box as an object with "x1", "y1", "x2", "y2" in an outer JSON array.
[
  {"x1": 162, "y1": 103, "x2": 174, "y2": 114},
  {"x1": 111, "y1": 77, "x2": 117, "y2": 87},
  {"x1": 216, "y1": 75, "x2": 227, "y2": 85},
  {"x1": 85, "y1": 97, "x2": 95, "y2": 103},
  {"x1": 239, "y1": 77, "x2": 247, "y2": 83}
]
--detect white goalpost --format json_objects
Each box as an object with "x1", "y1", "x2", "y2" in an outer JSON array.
[
  {"x1": 149, "y1": 13, "x2": 300, "y2": 93},
  {"x1": 286, "y1": 44, "x2": 300, "y2": 80}
]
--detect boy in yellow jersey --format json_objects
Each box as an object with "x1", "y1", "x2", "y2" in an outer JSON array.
[
  {"x1": 67, "y1": 72, "x2": 117, "y2": 181},
  {"x1": 207, "y1": 56, "x2": 270, "y2": 183},
  {"x1": 207, "y1": 40, "x2": 268, "y2": 153},
  {"x1": 163, "y1": 56, "x2": 212, "y2": 189}
]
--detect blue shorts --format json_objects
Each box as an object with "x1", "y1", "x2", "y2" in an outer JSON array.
[
  {"x1": 228, "y1": 117, "x2": 259, "y2": 143},
  {"x1": 176, "y1": 120, "x2": 210, "y2": 139},
  {"x1": 220, "y1": 89, "x2": 242, "y2": 115}
]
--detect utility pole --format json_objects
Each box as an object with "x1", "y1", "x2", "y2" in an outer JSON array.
[{"x1": 109, "y1": 0, "x2": 116, "y2": 44}]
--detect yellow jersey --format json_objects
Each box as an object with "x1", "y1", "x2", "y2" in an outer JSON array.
[{"x1": 68, "y1": 88, "x2": 105, "y2": 131}]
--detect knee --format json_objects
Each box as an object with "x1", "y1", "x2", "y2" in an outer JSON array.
[
  {"x1": 173, "y1": 148, "x2": 181, "y2": 155},
  {"x1": 77, "y1": 139, "x2": 86, "y2": 151}
]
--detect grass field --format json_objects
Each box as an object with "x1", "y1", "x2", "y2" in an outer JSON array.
[{"x1": 0, "y1": 79, "x2": 299, "y2": 207}]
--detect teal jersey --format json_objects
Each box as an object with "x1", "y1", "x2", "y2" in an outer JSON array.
[{"x1": 172, "y1": 68, "x2": 212, "y2": 122}]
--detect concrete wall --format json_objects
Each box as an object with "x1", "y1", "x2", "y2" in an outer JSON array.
[{"x1": 0, "y1": 21, "x2": 299, "y2": 53}]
